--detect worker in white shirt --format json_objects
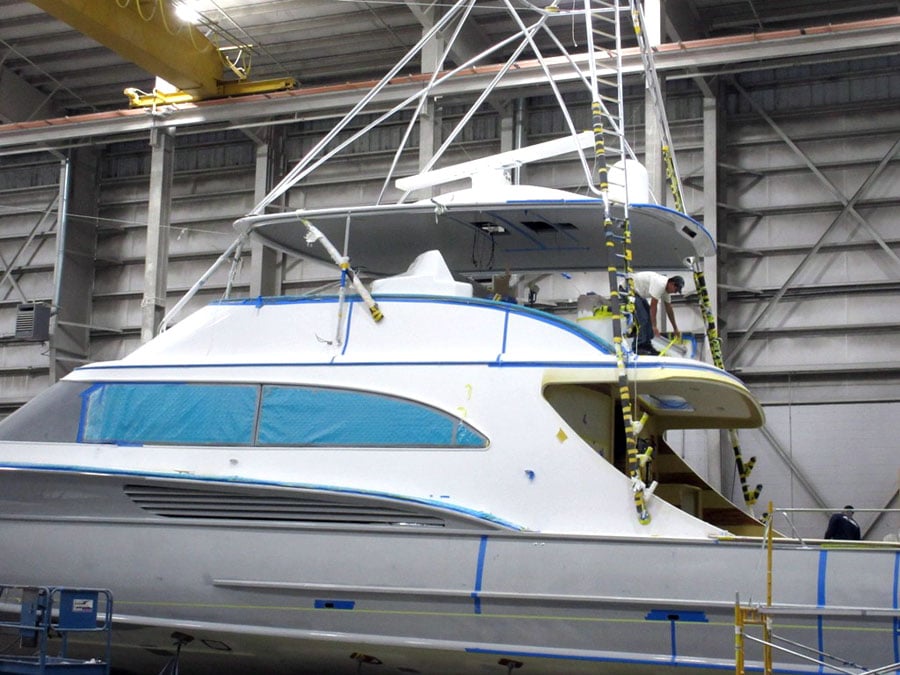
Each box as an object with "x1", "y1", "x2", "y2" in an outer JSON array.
[{"x1": 633, "y1": 271, "x2": 684, "y2": 355}]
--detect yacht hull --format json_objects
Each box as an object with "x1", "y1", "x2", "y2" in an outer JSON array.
[{"x1": 2, "y1": 470, "x2": 897, "y2": 675}]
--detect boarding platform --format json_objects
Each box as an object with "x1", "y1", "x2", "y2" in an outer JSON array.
[{"x1": 0, "y1": 586, "x2": 112, "y2": 674}]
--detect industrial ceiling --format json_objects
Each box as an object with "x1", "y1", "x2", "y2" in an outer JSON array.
[{"x1": 1, "y1": 0, "x2": 898, "y2": 126}]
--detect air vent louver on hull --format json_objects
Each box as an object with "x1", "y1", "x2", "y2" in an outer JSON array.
[{"x1": 123, "y1": 484, "x2": 447, "y2": 527}]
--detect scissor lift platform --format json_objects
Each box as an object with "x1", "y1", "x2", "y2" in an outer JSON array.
[{"x1": 0, "y1": 586, "x2": 112, "y2": 675}]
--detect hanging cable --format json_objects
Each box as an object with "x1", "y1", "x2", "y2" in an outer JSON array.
[{"x1": 691, "y1": 258, "x2": 761, "y2": 508}]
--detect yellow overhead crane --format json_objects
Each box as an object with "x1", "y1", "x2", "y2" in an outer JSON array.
[{"x1": 29, "y1": 0, "x2": 295, "y2": 107}]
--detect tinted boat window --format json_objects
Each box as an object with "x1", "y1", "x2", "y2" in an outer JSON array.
[
  {"x1": 1, "y1": 380, "x2": 487, "y2": 449},
  {"x1": 258, "y1": 385, "x2": 487, "y2": 447},
  {"x1": 0, "y1": 381, "x2": 90, "y2": 442},
  {"x1": 80, "y1": 382, "x2": 258, "y2": 446}
]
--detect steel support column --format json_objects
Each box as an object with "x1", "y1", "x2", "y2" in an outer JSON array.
[
  {"x1": 417, "y1": 4, "x2": 442, "y2": 194},
  {"x1": 140, "y1": 127, "x2": 174, "y2": 342},
  {"x1": 249, "y1": 128, "x2": 284, "y2": 297},
  {"x1": 51, "y1": 146, "x2": 99, "y2": 381}
]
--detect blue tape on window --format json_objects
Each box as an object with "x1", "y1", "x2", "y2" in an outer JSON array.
[
  {"x1": 82, "y1": 382, "x2": 258, "y2": 445},
  {"x1": 258, "y1": 386, "x2": 486, "y2": 447}
]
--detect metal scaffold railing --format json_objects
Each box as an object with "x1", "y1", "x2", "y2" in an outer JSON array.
[
  {"x1": 0, "y1": 585, "x2": 113, "y2": 675},
  {"x1": 579, "y1": 0, "x2": 653, "y2": 524},
  {"x1": 734, "y1": 503, "x2": 900, "y2": 675}
]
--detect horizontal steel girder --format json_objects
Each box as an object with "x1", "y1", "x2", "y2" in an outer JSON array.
[
  {"x1": 29, "y1": 0, "x2": 222, "y2": 98},
  {"x1": 1, "y1": 16, "x2": 900, "y2": 150}
]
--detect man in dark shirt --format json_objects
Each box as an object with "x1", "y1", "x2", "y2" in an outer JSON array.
[{"x1": 824, "y1": 505, "x2": 861, "y2": 540}]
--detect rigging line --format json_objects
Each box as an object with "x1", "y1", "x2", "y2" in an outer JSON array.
[
  {"x1": 250, "y1": 3, "x2": 466, "y2": 215},
  {"x1": 280, "y1": 29, "x2": 523, "y2": 210},
  {"x1": 536, "y1": 14, "x2": 636, "y2": 157},
  {"x1": 690, "y1": 259, "x2": 760, "y2": 508},
  {"x1": 362, "y1": 1, "x2": 415, "y2": 47},
  {"x1": 403, "y1": 1, "x2": 620, "y2": 197},
  {"x1": 524, "y1": 4, "x2": 645, "y2": 194},
  {"x1": 158, "y1": 234, "x2": 247, "y2": 333},
  {"x1": 261, "y1": 10, "x2": 530, "y2": 213},
  {"x1": 629, "y1": 0, "x2": 686, "y2": 210},
  {"x1": 408, "y1": 3, "x2": 549, "y2": 183},
  {"x1": 491, "y1": 2, "x2": 603, "y2": 194},
  {"x1": 377, "y1": 0, "x2": 479, "y2": 204}
]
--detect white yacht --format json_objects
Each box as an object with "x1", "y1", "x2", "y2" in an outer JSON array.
[{"x1": 1, "y1": 2, "x2": 898, "y2": 674}]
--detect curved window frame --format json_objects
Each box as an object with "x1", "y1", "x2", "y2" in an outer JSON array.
[{"x1": 67, "y1": 381, "x2": 487, "y2": 449}]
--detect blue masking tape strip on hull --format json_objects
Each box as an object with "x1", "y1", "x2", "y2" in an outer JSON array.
[
  {"x1": 894, "y1": 551, "x2": 899, "y2": 663},
  {"x1": 340, "y1": 299, "x2": 353, "y2": 357},
  {"x1": 817, "y1": 549, "x2": 827, "y2": 672},
  {"x1": 500, "y1": 312, "x2": 510, "y2": 360},
  {"x1": 645, "y1": 610, "x2": 708, "y2": 661},
  {"x1": 645, "y1": 610, "x2": 708, "y2": 622},
  {"x1": 472, "y1": 535, "x2": 488, "y2": 614},
  {"x1": 314, "y1": 600, "x2": 355, "y2": 610},
  {"x1": 75, "y1": 383, "x2": 101, "y2": 442}
]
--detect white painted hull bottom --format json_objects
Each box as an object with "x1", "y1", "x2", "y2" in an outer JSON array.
[{"x1": 2, "y1": 473, "x2": 897, "y2": 675}]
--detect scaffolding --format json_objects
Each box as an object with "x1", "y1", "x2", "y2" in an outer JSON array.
[
  {"x1": 0, "y1": 586, "x2": 112, "y2": 675},
  {"x1": 734, "y1": 505, "x2": 900, "y2": 675}
]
